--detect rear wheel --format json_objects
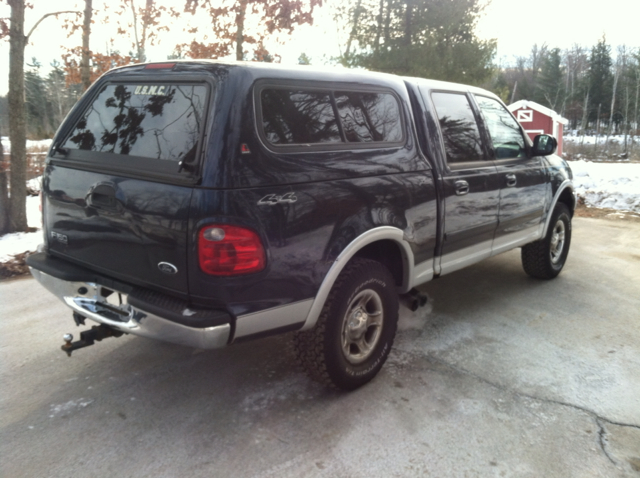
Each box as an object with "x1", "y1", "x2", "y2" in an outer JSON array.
[
  {"x1": 293, "y1": 258, "x2": 399, "y2": 390},
  {"x1": 521, "y1": 203, "x2": 572, "y2": 279}
]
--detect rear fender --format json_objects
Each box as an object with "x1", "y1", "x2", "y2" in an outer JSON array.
[{"x1": 300, "y1": 226, "x2": 414, "y2": 331}]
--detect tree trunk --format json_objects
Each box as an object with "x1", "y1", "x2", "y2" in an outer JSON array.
[
  {"x1": 139, "y1": 0, "x2": 154, "y2": 63},
  {"x1": 81, "y1": 0, "x2": 93, "y2": 91},
  {"x1": 580, "y1": 90, "x2": 589, "y2": 133},
  {"x1": 235, "y1": 0, "x2": 246, "y2": 61},
  {"x1": 344, "y1": 0, "x2": 362, "y2": 60},
  {"x1": 604, "y1": 67, "x2": 619, "y2": 150},
  {"x1": 403, "y1": 0, "x2": 412, "y2": 47},
  {"x1": 131, "y1": 0, "x2": 141, "y2": 61},
  {"x1": 623, "y1": 86, "x2": 629, "y2": 155},
  {"x1": 383, "y1": 0, "x2": 391, "y2": 47},
  {"x1": 7, "y1": 0, "x2": 28, "y2": 233},
  {"x1": 0, "y1": 124, "x2": 8, "y2": 235},
  {"x1": 372, "y1": 0, "x2": 384, "y2": 65},
  {"x1": 633, "y1": 70, "x2": 640, "y2": 154},
  {"x1": 402, "y1": 0, "x2": 413, "y2": 73}
]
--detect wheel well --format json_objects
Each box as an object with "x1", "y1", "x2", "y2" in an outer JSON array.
[
  {"x1": 557, "y1": 187, "x2": 576, "y2": 216},
  {"x1": 353, "y1": 240, "x2": 404, "y2": 287}
]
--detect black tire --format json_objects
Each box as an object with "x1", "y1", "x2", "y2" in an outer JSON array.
[
  {"x1": 293, "y1": 258, "x2": 399, "y2": 390},
  {"x1": 521, "y1": 203, "x2": 572, "y2": 279}
]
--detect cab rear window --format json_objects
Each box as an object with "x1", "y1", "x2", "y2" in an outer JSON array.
[{"x1": 62, "y1": 83, "x2": 208, "y2": 162}]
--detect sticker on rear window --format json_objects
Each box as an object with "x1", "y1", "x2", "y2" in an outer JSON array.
[{"x1": 134, "y1": 85, "x2": 168, "y2": 96}]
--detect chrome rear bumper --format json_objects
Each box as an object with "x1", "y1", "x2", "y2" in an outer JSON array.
[{"x1": 29, "y1": 268, "x2": 231, "y2": 350}]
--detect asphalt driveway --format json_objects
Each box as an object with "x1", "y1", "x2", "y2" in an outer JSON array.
[{"x1": 1, "y1": 216, "x2": 639, "y2": 477}]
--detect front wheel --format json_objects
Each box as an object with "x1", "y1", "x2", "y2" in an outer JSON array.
[
  {"x1": 521, "y1": 203, "x2": 572, "y2": 279},
  {"x1": 293, "y1": 258, "x2": 399, "y2": 390}
]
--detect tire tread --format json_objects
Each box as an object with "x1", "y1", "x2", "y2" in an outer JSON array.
[
  {"x1": 293, "y1": 258, "x2": 397, "y2": 390},
  {"x1": 521, "y1": 203, "x2": 571, "y2": 280}
]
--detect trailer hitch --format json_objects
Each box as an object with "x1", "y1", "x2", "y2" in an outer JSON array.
[{"x1": 61, "y1": 324, "x2": 124, "y2": 357}]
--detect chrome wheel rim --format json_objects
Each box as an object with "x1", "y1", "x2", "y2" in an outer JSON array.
[
  {"x1": 341, "y1": 289, "x2": 384, "y2": 365},
  {"x1": 550, "y1": 219, "x2": 566, "y2": 264}
]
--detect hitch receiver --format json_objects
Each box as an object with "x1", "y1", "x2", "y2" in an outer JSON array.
[{"x1": 61, "y1": 324, "x2": 124, "y2": 357}]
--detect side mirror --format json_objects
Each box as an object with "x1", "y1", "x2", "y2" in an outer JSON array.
[{"x1": 532, "y1": 134, "x2": 557, "y2": 156}]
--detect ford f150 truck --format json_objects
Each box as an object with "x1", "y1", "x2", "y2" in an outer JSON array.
[{"x1": 27, "y1": 61, "x2": 575, "y2": 390}]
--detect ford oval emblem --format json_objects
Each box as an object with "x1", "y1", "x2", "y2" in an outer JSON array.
[{"x1": 158, "y1": 262, "x2": 178, "y2": 275}]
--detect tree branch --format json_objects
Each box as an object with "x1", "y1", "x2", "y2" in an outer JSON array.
[{"x1": 26, "y1": 11, "x2": 81, "y2": 41}]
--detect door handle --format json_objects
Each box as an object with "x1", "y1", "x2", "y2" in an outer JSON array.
[
  {"x1": 505, "y1": 174, "x2": 517, "y2": 187},
  {"x1": 454, "y1": 180, "x2": 469, "y2": 196},
  {"x1": 87, "y1": 182, "x2": 119, "y2": 210}
]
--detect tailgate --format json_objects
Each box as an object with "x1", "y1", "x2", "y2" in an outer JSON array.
[{"x1": 44, "y1": 167, "x2": 192, "y2": 294}]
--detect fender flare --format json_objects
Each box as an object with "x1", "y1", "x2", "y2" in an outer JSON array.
[
  {"x1": 300, "y1": 226, "x2": 414, "y2": 331},
  {"x1": 542, "y1": 180, "x2": 575, "y2": 238}
]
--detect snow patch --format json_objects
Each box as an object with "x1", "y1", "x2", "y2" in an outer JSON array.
[
  {"x1": 1, "y1": 137, "x2": 52, "y2": 154},
  {"x1": 0, "y1": 197, "x2": 42, "y2": 262},
  {"x1": 49, "y1": 398, "x2": 94, "y2": 418},
  {"x1": 570, "y1": 160, "x2": 640, "y2": 213}
]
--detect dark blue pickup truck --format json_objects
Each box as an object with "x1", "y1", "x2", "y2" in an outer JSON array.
[{"x1": 27, "y1": 61, "x2": 575, "y2": 390}]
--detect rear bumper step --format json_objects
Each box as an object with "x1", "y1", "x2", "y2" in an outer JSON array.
[{"x1": 27, "y1": 253, "x2": 231, "y2": 350}]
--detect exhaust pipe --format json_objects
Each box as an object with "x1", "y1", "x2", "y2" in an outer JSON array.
[{"x1": 400, "y1": 288, "x2": 428, "y2": 311}]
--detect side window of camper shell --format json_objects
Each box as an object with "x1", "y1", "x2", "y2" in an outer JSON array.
[{"x1": 258, "y1": 86, "x2": 404, "y2": 148}]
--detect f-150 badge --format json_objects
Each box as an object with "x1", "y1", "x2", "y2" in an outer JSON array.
[{"x1": 257, "y1": 193, "x2": 297, "y2": 206}]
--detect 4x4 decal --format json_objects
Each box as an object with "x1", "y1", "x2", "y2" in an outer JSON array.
[{"x1": 257, "y1": 192, "x2": 297, "y2": 206}]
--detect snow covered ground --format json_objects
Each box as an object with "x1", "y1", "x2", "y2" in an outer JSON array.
[
  {"x1": 0, "y1": 196, "x2": 43, "y2": 262},
  {"x1": 0, "y1": 137, "x2": 52, "y2": 153},
  {"x1": 570, "y1": 160, "x2": 640, "y2": 213},
  {"x1": 1, "y1": 158, "x2": 639, "y2": 263},
  {"x1": 564, "y1": 134, "x2": 639, "y2": 146}
]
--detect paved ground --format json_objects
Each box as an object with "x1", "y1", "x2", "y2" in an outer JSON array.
[{"x1": 1, "y1": 216, "x2": 639, "y2": 478}]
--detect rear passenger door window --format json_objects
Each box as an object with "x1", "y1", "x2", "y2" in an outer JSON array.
[{"x1": 431, "y1": 92, "x2": 484, "y2": 164}]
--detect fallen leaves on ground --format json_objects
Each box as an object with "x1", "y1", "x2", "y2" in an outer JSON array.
[{"x1": 0, "y1": 252, "x2": 32, "y2": 279}]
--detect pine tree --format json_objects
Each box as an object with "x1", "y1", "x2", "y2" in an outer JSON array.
[
  {"x1": 587, "y1": 36, "x2": 613, "y2": 125},
  {"x1": 336, "y1": 0, "x2": 496, "y2": 85},
  {"x1": 535, "y1": 48, "x2": 565, "y2": 111}
]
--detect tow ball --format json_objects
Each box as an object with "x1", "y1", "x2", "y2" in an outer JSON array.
[{"x1": 61, "y1": 324, "x2": 124, "y2": 357}]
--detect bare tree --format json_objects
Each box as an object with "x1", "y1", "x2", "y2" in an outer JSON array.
[
  {"x1": 0, "y1": 122, "x2": 7, "y2": 235},
  {"x1": 604, "y1": 55, "x2": 621, "y2": 150},
  {"x1": 5, "y1": 0, "x2": 28, "y2": 232},
  {"x1": 81, "y1": 0, "x2": 92, "y2": 91},
  {"x1": 0, "y1": 1, "x2": 79, "y2": 233}
]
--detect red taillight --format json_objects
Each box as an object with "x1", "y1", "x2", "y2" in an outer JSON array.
[{"x1": 198, "y1": 225, "x2": 266, "y2": 276}]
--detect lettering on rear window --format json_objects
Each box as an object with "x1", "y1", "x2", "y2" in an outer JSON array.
[{"x1": 134, "y1": 85, "x2": 168, "y2": 96}]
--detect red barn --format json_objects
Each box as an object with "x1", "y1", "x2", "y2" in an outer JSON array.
[{"x1": 508, "y1": 100, "x2": 569, "y2": 155}]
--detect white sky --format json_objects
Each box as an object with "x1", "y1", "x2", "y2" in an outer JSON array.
[{"x1": 1, "y1": 0, "x2": 639, "y2": 96}]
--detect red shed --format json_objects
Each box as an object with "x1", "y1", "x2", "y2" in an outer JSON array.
[{"x1": 507, "y1": 100, "x2": 568, "y2": 155}]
